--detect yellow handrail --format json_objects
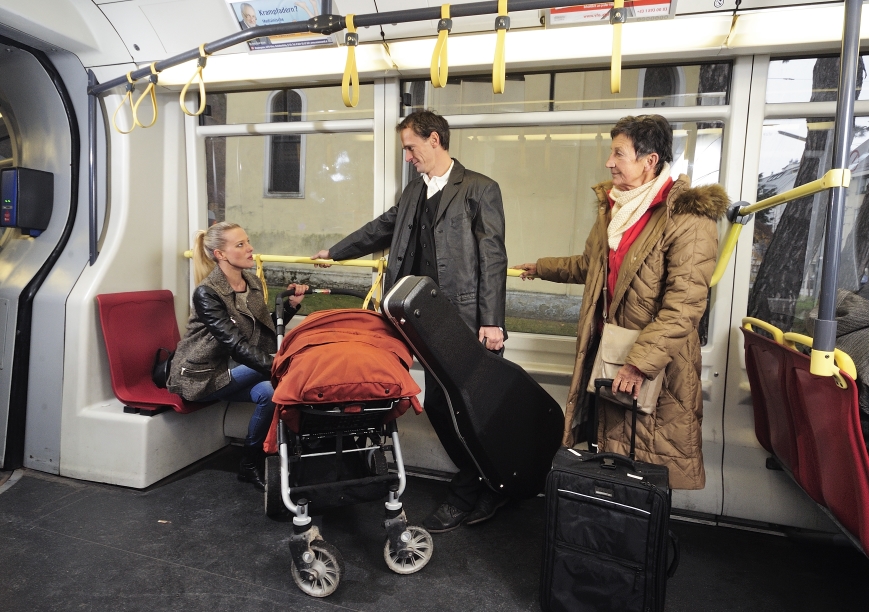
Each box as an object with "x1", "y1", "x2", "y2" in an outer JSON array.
[
  {"x1": 492, "y1": 0, "x2": 508, "y2": 95},
  {"x1": 742, "y1": 168, "x2": 850, "y2": 216},
  {"x1": 783, "y1": 332, "x2": 857, "y2": 387},
  {"x1": 431, "y1": 5, "x2": 451, "y2": 89},
  {"x1": 341, "y1": 15, "x2": 359, "y2": 108},
  {"x1": 183, "y1": 251, "x2": 524, "y2": 276},
  {"x1": 710, "y1": 168, "x2": 852, "y2": 287},
  {"x1": 741, "y1": 317, "x2": 784, "y2": 344},
  {"x1": 610, "y1": 0, "x2": 624, "y2": 94}
]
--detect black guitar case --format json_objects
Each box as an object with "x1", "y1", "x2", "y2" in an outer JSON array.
[{"x1": 382, "y1": 275, "x2": 564, "y2": 498}]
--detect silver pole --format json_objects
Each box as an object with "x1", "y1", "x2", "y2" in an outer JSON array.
[{"x1": 813, "y1": 0, "x2": 862, "y2": 353}]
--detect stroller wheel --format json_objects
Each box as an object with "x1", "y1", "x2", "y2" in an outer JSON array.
[
  {"x1": 383, "y1": 525, "x2": 434, "y2": 575},
  {"x1": 291, "y1": 540, "x2": 344, "y2": 597},
  {"x1": 369, "y1": 448, "x2": 388, "y2": 476},
  {"x1": 264, "y1": 455, "x2": 283, "y2": 517}
]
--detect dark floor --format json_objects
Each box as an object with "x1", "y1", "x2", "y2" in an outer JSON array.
[{"x1": 1, "y1": 448, "x2": 868, "y2": 612}]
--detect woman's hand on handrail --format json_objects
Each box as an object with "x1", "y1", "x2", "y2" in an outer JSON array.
[
  {"x1": 511, "y1": 263, "x2": 538, "y2": 280},
  {"x1": 311, "y1": 249, "x2": 332, "y2": 268}
]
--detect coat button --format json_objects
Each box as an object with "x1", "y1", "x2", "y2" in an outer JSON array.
[
  {"x1": 397, "y1": 256, "x2": 403, "y2": 261},
  {"x1": 407, "y1": 224, "x2": 413, "y2": 229},
  {"x1": 422, "y1": 225, "x2": 426, "y2": 230}
]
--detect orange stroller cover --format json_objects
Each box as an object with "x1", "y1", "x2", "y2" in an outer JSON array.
[{"x1": 263, "y1": 309, "x2": 423, "y2": 454}]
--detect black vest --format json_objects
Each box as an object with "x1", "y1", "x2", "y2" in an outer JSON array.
[{"x1": 400, "y1": 187, "x2": 442, "y2": 285}]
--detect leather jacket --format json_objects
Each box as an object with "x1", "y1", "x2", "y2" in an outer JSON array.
[
  {"x1": 168, "y1": 266, "x2": 290, "y2": 401},
  {"x1": 329, "y1": 159, "x2": 507, "y2": 330}
]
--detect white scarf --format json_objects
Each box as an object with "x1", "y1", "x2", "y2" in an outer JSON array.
[{"x1": 607, "y1": 162, "x2": 671, "y2": 251}]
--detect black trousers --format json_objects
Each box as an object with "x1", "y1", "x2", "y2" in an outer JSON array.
[{"x1": 423, "y1": 370, "x2": 483, "y2": 512}]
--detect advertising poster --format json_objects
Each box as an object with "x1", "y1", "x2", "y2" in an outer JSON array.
[
  {"x1": 547, "y1": 0, "x2": 676, "y2": 27},
  {"x1": 227, "y1": 0, "x2": 335, "y2": 51}
]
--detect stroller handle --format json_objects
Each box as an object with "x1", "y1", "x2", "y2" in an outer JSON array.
[{"x1": 275, "y1": 287, "x2": 374, "y2": 345}]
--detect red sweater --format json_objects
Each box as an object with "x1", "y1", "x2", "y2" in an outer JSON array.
[{"x1": 606, "y1": 178, "x2": 674, "y2": 307}]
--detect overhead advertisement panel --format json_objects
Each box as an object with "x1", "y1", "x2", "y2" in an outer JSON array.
[
  {"x1": 546, "y1": 0, "x2": 677, "y2": 27},
  {"x1": 225, "y1": 0, "x2": 335, "y2": 51}
]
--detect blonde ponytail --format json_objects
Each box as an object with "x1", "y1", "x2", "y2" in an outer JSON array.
[{"x1": 192, "y1": 221, "x2": 242, "y2": 285}]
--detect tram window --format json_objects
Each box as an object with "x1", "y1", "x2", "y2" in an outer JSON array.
[
  {"x1": 205, "y1": 128, "x2": 375, "y2": 309},
  {"x1": 199, "y1": 84, "x2": 374, "y2": 124},
  {"x1": 267, "y1": 89, "x2": 304, "y2": 197},
  {"x1": 750, "y1": 117, "x2": 869, "y2": 333},
  {"x1": 401, "y1": 63, "x2": 730, "y2": 115},
  {"x1": 767, "y1": 56, "x2": 869, "y2": 104},
  {"x1": 429, "y1": 122, "x2": 722, "y2": 337}
]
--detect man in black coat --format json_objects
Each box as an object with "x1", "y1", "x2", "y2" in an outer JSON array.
[{"x1": 312, "y1": 110, "x2": 508, "y2": 531}]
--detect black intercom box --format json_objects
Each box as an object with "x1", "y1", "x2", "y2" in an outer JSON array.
[{"x1": 0, "y1": 167, "x2": 54, "y2": 236}]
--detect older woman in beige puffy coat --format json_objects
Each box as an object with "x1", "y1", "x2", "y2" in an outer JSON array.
[{"x1": 514, "y1": 115, "x2": 729, "y2": 490}]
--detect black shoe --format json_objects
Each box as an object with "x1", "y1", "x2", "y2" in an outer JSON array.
[
  {"x1": 465, "y1": 489, "x2": 508, "y2": 526},
  {"x1": 422, "y1": 503, "x2": 469, "y2": 533},
  {"x1": 238, "y1": 461, "x2": 266, "y2": 491}
]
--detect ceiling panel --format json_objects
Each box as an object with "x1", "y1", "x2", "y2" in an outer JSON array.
[{"x1": 0, "y1": 0, "x2": 130, "y2": 66}]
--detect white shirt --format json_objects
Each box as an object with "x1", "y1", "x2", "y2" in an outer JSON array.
[{"x1": 422, "y1": 161, "x2": 454, "y2": 199}]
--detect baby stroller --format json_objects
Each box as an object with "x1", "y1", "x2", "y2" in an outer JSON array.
[{"x1": 261, "y1": 291, "x2": 433, "y2": 597}]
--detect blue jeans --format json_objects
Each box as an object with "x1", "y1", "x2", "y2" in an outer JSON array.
[{"x1": 200, "y1": 365, "x2": 275, "y2": 448}]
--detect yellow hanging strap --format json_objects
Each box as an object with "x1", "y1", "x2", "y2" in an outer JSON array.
[
  {"x1": 342, "y1": 15, "x2": 360, "y2": 108},
  {"x1": 255, "y1": 255, "x2": 269, "y2": 305},
  {"x1": 132, "y1": 62, "x2": 159, "y2": 129},
  {"x1": 362, "y1": 257, "x2": 386, "y2": 311},
  {"x1": 610, "y1": 0, "x2": 625, "y2": 94},
  {"x1": 111, "y1": 72, "x2": 137, "y2": 135},
  {"x1": 180, "y1": 44, "x2": 209, "y2": 117},
  {"x1": 492, "y1": 0, "x2": 509, "y2": 94},
  {"x1": 431, "y1": 5, "x2": 451, "y2": 88}
]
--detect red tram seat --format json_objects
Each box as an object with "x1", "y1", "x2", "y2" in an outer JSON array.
[
  {"x1": 742, "y1": 319, "x2": 869, "y2": 553},
  {"x1": 740, "y1": 323, "x2": 780, "y2": 454},
  {"x1": 741, "y1": 325, "x2": 806, "y2": 488},
  {"x1": 96, "y1": 290, "x2": 212, "y2": 414},
  {"x1": 789, "y1": 352, "x2": 869, "y2": 552}
]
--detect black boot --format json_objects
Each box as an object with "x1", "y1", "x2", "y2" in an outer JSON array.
[{"x1": 238, "y1": 444, "x2": 265, "y2": 491}]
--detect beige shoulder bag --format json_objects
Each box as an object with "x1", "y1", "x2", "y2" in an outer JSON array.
[{"x1": 585, "y1": 256, "x2": 663, "y2": 414}]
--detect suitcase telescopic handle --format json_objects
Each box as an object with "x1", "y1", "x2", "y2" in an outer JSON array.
[{"x1": 593, "y1": 378, "x2": 639, "y2": 459}]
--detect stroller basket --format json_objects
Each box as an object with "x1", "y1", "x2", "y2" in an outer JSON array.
[{"x1": 295, "y1": 401, "x2": 394, "y2": 440}]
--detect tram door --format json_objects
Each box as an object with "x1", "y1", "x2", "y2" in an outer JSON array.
[{"x1": 0, "y1": 31, "x2": 91, "y2": 472}]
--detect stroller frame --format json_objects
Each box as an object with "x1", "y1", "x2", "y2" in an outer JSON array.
[{"x1": 266, "y1": 291, "x2": 433, "y2": 598}]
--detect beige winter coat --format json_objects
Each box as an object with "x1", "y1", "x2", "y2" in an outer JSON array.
[{"x1": 536, "y1": 175, "x2": 729, "y2": 489}]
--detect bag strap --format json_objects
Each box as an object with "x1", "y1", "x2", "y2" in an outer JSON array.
[{"x1": 602, "y1": 251, "x2": 609, "y2": 323}]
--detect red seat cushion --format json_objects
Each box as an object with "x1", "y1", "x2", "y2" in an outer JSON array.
[{"x1": 96, "y1": 291, "x2": 211, "y2": 414}]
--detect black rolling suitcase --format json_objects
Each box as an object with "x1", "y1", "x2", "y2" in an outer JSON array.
[
  {"x1": 382, "y1": 275, "x2": 564, "y2": 498},
  {"x1": 540, "y1": 379, "x2": 679, "y2": 612}
]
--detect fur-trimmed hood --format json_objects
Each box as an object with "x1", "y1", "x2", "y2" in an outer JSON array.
[{"x1": 592, "y1": 174, "x2": 730, "y2": 220}]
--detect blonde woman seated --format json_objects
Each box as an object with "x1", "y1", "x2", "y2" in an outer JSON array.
[
  {"x1": 513, "y1": 115, "x2": 729, "y2": 490},
  {"x1": 168, "y1": 222, "x2": 307, "y2": 490}
]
